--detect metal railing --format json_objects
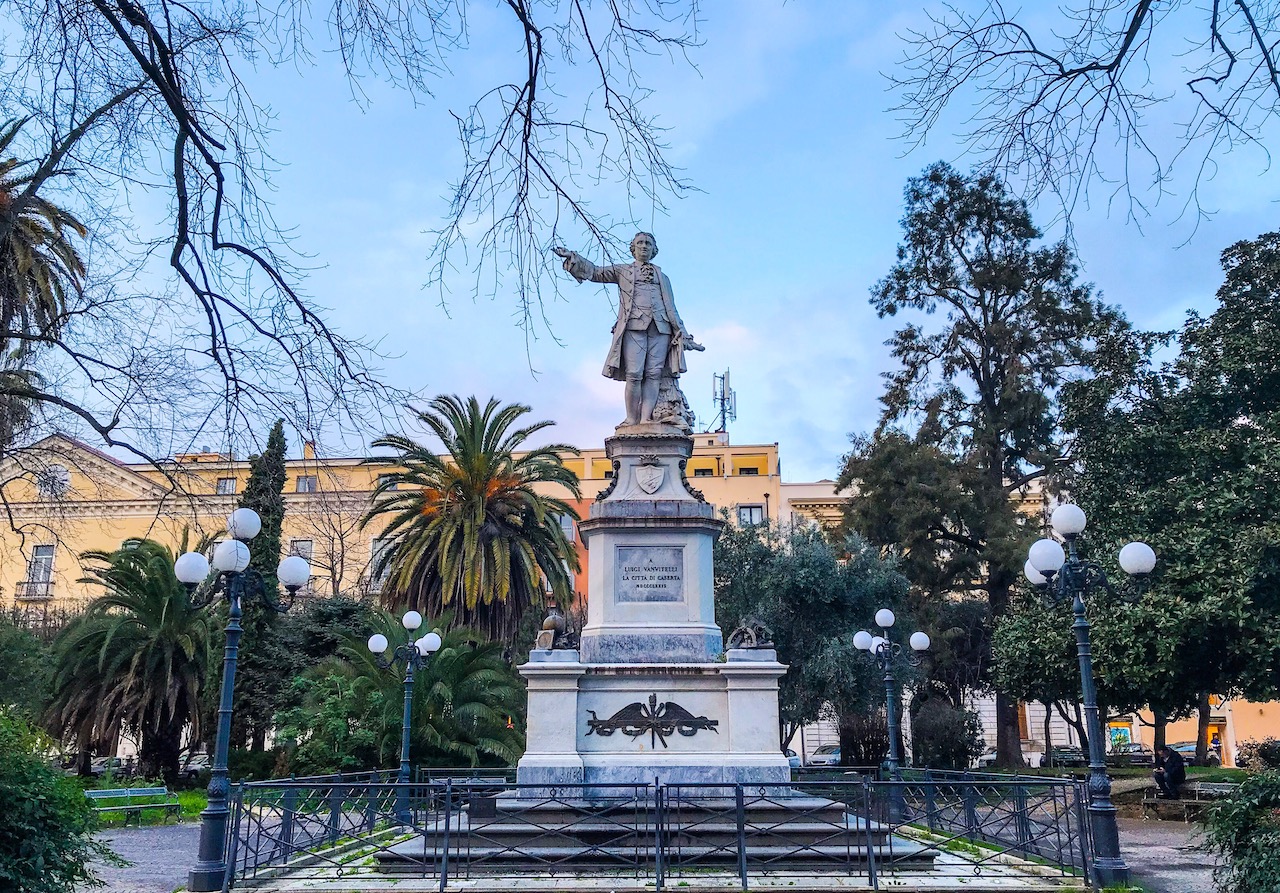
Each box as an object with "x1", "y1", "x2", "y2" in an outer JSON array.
[
  {"x1": 223, "y1": 775, "x2": 1091, "y2": 891},
  {"x1": 15, "y1": 580, "x2": 53, "y2": 600}
]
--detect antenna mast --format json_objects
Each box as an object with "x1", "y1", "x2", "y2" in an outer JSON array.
[{"x1": 708, "y1": 369, "x2": 737, "y2": 434}]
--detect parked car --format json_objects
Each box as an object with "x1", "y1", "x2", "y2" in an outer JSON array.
[
  {"x1": 1105, "y1": 743, "x2": 1155, "y2": 767},
  {"x1": 1048, "y1": 745, "x2": 1086, "y2": 768},
  {"x1": 807, "y1": 744, "x2": 841, "y2": 767},
  {"x1": 784, "y1": 749, "x2": 801, "y2": 769},
  {"x1": 181, "y1": 754, "x2": 212, "y2": 779},
  {"x1": 88, "y1": 756, "x2": 125, "y2": 778},
  {"x1": 1170, "y1": 741, "x2": 1221, "y2": 767}
]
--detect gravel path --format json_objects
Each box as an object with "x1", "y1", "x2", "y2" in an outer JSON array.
[
  {"x1": 1119, "y1": 817, "x2": 1217, "y2": 893},
  {"x1": 94, "y1": 823, "x2": 200, "y2": 893}
]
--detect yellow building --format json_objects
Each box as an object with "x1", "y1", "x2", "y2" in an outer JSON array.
[{"x1": 0, "y1": 432, "x2": 783, "y2": 612}]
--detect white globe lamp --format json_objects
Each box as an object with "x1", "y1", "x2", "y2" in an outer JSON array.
[
  {"x1": 212, "y1": 539, "x2": 251, "y2": 574},
  {"x1": 367, "y1": 633, "x2": 389, "y2": 654},
  {"x1": 1118, "y1": 541, "x2": 1157, "y2": 576},
  {"x1": 402, "y1": 610, "x2": 423, "y2": 631},
  {"x1": 175, "y1": 551, "x2": 210, "y2": 585},
  {"x1": 226, "y1": 508, "x2": 262, "y2": 541},
  {"x1": 853, "y1": 630, "x2": 873, "y2": 651},
  {"x1": 1028, "y1": 538, "x2": 1066, "y2": 574},
  {"x1": 277, "y1": 555, "x2": 311, "y2": 589},
  {"x1": 909, "y1": 631, "x2": 931, "y2": 652},
  {"x1": 1051, "y1": 504, "x2": 1087, "y2": 537},
  {"x1": 875, "y1": 608, "x2": 896, "y2": 629}
]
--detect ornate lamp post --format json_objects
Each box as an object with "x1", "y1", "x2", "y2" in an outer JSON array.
[
  {"x1": 1024, "y1": 503, "x2": 1156, "y2": 890},
  {"x1": 854, "y1": 608, "x2": 930, "y2": 781},
  {"x1": 175, "y1": 508, "x2": 311, "y2": 893},
  {"x1": 367, "y1": 611, "x2": 442, "y2": 820}
]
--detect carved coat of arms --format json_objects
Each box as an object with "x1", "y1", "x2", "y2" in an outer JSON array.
[
  {"x1": 586, "y1": 694, "x2": 719, "y2": 748},
  {"x1": 635, "y1": 455, "x2": 665, "y2": 494}
]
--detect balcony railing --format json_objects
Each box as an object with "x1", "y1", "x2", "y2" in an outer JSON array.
[{"x1": 15, "y1": 580, "x2": 53, "y2": 601}]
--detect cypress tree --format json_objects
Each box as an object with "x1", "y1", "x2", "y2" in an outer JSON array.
[{"x1": 232, "y1": 419, "x2": 289, "y2": 751}]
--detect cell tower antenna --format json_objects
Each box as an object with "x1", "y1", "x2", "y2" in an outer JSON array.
[{"x1": 708, "y1": 369, "x2": 737, "y2": 434}]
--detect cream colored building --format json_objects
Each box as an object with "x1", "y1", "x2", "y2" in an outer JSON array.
[{"x1": 0, "y1": 432, "x2": 786, "y2": 612}]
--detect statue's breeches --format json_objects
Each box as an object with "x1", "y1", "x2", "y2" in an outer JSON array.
[{"x1": 622, "y1": 325, "x2": 668, "y2": 383}]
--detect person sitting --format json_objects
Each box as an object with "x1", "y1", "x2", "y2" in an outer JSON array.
[{"x1": 1153, "y1": 745, "x2": 1186, "y2": 799}]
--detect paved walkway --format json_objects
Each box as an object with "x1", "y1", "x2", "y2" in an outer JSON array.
[
  {"x1": 1119, "y1": 817, "x2": 1216, "y2": 893},
  {"x1": 95, "y1": 823, "x2": 200, "y2": 893}
]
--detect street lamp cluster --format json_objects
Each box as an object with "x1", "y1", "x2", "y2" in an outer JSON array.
[
  {"x1": 174, "y1": 508, "x2": 312, "y2": 893},
  {"x1": 1023, "y1": 503, "x2": 1156, "y2": 890},
  {"x1": 854, "y1": 608, "x2": 929, "y2": 782},
  {"x1": 369, "y1": 609, "x2": 442, "y2": 819}
]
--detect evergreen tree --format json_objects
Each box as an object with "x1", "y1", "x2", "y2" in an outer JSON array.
[
  {"x1": 232, "y1": 419, "x2": 288, "y2": 750},
  {"x1": 839, "y1": 162, "x2": 1125, "y2": 766}
]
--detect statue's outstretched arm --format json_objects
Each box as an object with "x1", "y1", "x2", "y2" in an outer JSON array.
[{"x1": 552, "y1": 246, "x2": 617, "y2": 284}]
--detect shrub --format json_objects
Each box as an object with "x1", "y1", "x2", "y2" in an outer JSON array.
[
  {"x1": 0, "y1": 710, "x2": 117, "y2": 893},
  {"x1": 1204, "y1": 771, "x2": 1280, "y2": 892},
  {"x1": 1237, "y1": 738, "x2": 1280, "y2": 772},
  {"x1": 910, "y1": 699, "x2": 984, "y2": 770},
  {"x1": 837, "y1": 711, "x2": 890, "y2": 766}
]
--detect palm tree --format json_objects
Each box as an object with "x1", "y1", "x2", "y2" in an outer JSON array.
[
  {"x1": 278, "y1": 610, "x2": 525, "y2": 772},
  {"x1": 0, "y1": 117, "x2": 88, "y2": 350},
  {"x1": 363, "y1": 395, "x2": 581, "y2": 646},
  {"x1": 44, "y1": 539, "x2": 210, "y2": 782}
]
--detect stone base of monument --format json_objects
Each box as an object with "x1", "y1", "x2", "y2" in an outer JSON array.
[
  {"x1": 517, "y1": 648, "x2": 791, "y2": 790},
  {"x1": 375, "y1": 796, "x2": 938, "y2": 873}
]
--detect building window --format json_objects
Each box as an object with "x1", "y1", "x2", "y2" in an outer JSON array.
[
  {"x1": 376, "y1": 474, "x2": 398, "y2": 491},
  {"x1": 288, "y1": 539, "x2": 314, "y2": 560},
  {"x1": 369, "y1": 538, "x2": 394, "y2": 593},
  {"x1": 18, "y1": 545, "x2": 55, "y2": 600},
  {"x1": 216, "y1": 477, "x2": 237, "y2": 495},
  {"x1": 693, "y1": 468, "x2": 713, "y2": 477},
  {"x1": 554, "y1": 513, "x2": 575, "y2": 542},
  {"x1": 738, "y1": 467, "x2": 759, "y2": 476},
  {"x1": 737, "y1": 504, "x2": 765, "y2": 526},
  {"x1": 295, "y1": 475, "x2": 318, "y2": 493},
  {"x1": 603, "y1": 469, "x2": 614, "y2": 479}
]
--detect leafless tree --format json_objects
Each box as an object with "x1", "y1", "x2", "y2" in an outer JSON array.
[
  {"x1": 893, "y1": 1, "x2": 1280, "y2": 223},
  {"x1": 1, "y1": 1, "x2": 701, "y2": 474}
]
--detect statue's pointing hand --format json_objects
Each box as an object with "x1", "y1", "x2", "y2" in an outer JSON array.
[{"x1": 552, "y1": 246, "x2": 572, "y2": 259}]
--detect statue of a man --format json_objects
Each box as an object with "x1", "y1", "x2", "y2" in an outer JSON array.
[{"x1": 553, "y1": 232, "x2": 703, "y2": 429}]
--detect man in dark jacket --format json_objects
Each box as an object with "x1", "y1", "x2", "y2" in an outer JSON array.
[{"x1": 1154, "y1": 745, "x2": 1187, "y2": 799}]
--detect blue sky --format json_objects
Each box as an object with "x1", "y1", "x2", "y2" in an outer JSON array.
[{"x1": 232, "y1": 1, "x2": 1278, "y2": 480}]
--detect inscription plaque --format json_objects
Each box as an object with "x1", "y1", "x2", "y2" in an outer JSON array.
[{"x1": 616, "y1": 546, "x2": 684, "y2": 602}]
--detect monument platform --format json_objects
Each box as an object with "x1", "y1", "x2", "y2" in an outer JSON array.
[{"x1": 517, "y1": 432, "x2": 790, "y2": 791}]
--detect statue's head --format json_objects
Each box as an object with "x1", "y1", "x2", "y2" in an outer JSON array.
[{"x1": 630, "y1": 231, "x2": 658, "y2": 262}]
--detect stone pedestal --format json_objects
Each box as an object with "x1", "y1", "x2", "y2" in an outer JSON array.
[{"x1": 517, "y1": 433, "x2": 790, "y2": 791}]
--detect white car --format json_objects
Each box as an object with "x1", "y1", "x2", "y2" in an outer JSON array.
[{"x1": 807, "y1": 744, "x2": 841, "y2": 766}]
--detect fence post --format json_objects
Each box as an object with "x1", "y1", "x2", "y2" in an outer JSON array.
[
  {"x1": 439, "y1": 779, "x2": 452, "y2": 893},
  {"x1": 654, "y1": 784, "x2": 664, "y2": 893},
  {"x1": 1014, "y1": 784, "x2": 1032, "y2": 855},
  {"x1": 366, "y1": 782, "x2": 379, "y2": 833},
  {"x1": 280, "y1": 787, "x2": 297, "y2": 863},
  {"x1": 327, "y1": 784, "x2": 344, "y2": 846},
  {"x1": 923, "y1": 769, "x2": 937, "y2": 832},
  {"x1": 735, "y1": 784, "x2": 748, "y2": 892},
  {"x1": 221, "y1": 783, "x2": 244, "y2": 893},
  {"x1": 961, "y1": 772, "x2": 979, "y2": 842},
  {"x1": 862, "y1": 776, "x2": 878, "y2": 892}
]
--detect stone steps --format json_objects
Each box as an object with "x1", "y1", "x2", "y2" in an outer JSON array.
[{"x1": 375, "y1": 796, "x2": 937, "y2": 874}]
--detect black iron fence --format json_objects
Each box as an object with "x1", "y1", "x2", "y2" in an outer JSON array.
[{"x1": 223, "y1": 774, "x2": 1091, "y2": 892}]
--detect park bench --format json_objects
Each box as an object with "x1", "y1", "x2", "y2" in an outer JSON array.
[
  {"x1": 1141, "y1": 781, "x2": 1239, "y2": 822},
  {"x1": 85, "y1": 786, "x2": 181, "y2": 825}
]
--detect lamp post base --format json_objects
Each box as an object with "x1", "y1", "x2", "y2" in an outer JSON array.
[{"x1": 187, "y1": 864, "x2": 227, "y2": 892}]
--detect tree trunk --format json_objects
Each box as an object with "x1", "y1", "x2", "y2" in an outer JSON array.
[
  {"x1": 1153, "y1": 709, "x2": 1168, "y2": 752},
  {"x1": 1196, "y1": 692, "x2": 1212, "y2": 766},
  {"x1": 251, "y1": 723, "x2": 267, "y2": 753},
  {"x1": 141, "y1": 725, "x2": 183, "y2": 786},
  {"x1": 1056, "y1": 701, "x2": 1089, "y2": 754},
  {"x1": 988, "y1": 575, "x2": 1025, "y2": 767},
  {"x1": 1042, "y1": 701, "x2": 1053, "y2": 749}
]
